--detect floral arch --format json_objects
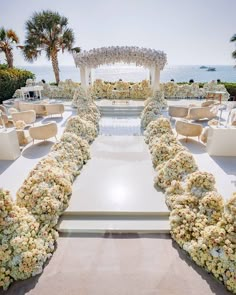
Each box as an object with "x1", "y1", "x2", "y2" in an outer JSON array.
[{"x1": 73, "y1": 46, "x2": 167, "y2": 92}]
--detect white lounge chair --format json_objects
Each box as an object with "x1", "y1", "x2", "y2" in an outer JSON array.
[{"x1": 29, "y1": 122, "x2": 58, "y2": 143}]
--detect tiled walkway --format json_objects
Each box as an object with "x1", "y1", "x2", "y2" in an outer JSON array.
[{"x1": 1, "y1": 234, "x2": 230, "y2": 295}]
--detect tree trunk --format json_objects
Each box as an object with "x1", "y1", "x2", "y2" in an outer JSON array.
[
  {"x1": 51, "y1": 52, "x2": 60, "y2": 85},
  {"x1": 5, "y1": 49, "x2": 13, "y2": 68}
]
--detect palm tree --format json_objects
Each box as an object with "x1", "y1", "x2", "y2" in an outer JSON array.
[
  {"x1": 22, "y1": 10, "x2": 80, "y2": 84},
  {"x1": 0, "y1": 27, "x2": 19, "y2": 68},
  {"x1": 230, "y1": 34, "x2": 236, "y2": 60}
]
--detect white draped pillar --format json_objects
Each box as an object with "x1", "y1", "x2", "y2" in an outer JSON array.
[
  {"x1": 152, "y1": 66, "x2": 160, "y2": 93},
  {"x1": 87, "y1": 68, "x2": 91, "y2": 86},
  {"x1": 90, "y1": 69, "x2": 94, "y2": 85},
  {"x1": 80, "y1": 67, "x2": 86, "y2": 89},
  {"x1": 80, "y1": 67, "x2": 91, "y2": 89},
  {"x1": 149, "y1": 67, "x2": 154, "y2": 87}
]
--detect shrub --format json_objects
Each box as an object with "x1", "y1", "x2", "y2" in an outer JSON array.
[
  {"x1": 222, "y1": 82, "x2": 236, "y2": 99},
  {"x1": 0, "y1": 65, "x2": 34, "y2": 103}
]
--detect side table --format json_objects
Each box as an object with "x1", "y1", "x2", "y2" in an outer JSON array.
[
  {"x1": 206, "y1": 126, "x2": 236, "y2": 156},
  {"x1": 0, "y1": 128, "x2": 21, "y2": 160}
]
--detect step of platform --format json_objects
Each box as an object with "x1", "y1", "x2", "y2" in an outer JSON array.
[
  {"x1": 100, "y1": 112, "x2": 142, "y2": 117},
  {"x1": 98, "y1": 106, "x2": 144, "y2": 117},
  {"x1": 57, "y1": 215, "x2": 170, "y2": 234},
  {"x1": 99, "y1": 106, "x2": 144, "y2": 110}
]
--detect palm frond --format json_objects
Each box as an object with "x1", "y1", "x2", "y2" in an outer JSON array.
[
  {"x1": 0, "y1": 27, "x2": 6, "y2": 41},
  {"x1": 232, "y1": 50, "x2": 236, "y2": 59},
  {"x1": 45, "y1": 46, "x2": 53, "y2": 60},
  {"x1": 61, "y1": 28, "x2": 74, "y2": 51},
  {"x1": 23, "y1": 45, "x2": 41, "y2": 62},
  {"x1": 72, "y1": 47, "x2": 81, "y2": 53},
  {"x1": 230, "y1": 34, "x2": 236, "y2": 42},
  {"x1": 6, "y1": 29, "x2": 19, "y2": 43}
]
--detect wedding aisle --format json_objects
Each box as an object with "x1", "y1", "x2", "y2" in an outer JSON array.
[{"x1": 58, "y1": 135, "x2": 170, "y2": 233}]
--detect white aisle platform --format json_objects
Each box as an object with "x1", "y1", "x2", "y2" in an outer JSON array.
[
  {"x1": 66, "y1": 136, "x2": 168, "y2": 214},
  {"x1": 58, "y1": 136, "x2": 170, "y2": 233}
]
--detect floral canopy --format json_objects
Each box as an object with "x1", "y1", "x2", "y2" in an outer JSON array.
[
  {"x1": 73, "y1": 46, "x2": 167, "y2": 70},
  {"x1": 73, "y1": 46, "x2": 167, "y2": 91}
]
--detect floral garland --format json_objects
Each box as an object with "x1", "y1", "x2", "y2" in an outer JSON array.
[
  {"x1": 151, "y1": 142, "x2": 186, "y2": 169},
  {"x1": 1, "y1": 100, "x2": 101, "y2": 290},
  {"x1": 89, "y1": 79, "x2": 152, "y2": 100},
  {"x1": 65, "y1": 116, "x2": 98, "y2": 143},
  {"x1": 144, "y1": 117, "x2": 173, "y2": 144},
  {"x1": 149, "y1": 133, "x2": 178, "y2": 150},
  {"x1": 71, "y1": 87, "x2": 101, "y2": 127},
  {"x1": 13, "y1": 78, "x2": 229, "y2": 102},
  {"x1": 185, "y1": 171, "x2": 216, "y2": 198},
  {"x1": 154, "y1": 151, "x2": 198, "y2": 189},
  {"x1": 141, "y1": 90, "x2": 167, "y2": 129},
  {"x1": 71, "y1": 86, "x2": 89, "y2": 107},
  {"x1": 0, "y1": 189, "x2": 58, "y2": 290},
  {"x1": 144, "y1": 117, "x2": 236, "y2": 293},
  {"x1": 16, "y1": 166, "x2": 73, "y2": 226},
  {"x1": 60, "y1": 132, "x2": 90, "y2": 164}
]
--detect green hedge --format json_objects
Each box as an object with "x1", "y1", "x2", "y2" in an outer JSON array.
[
  {"x1": 0, "y1": 65, "x2": 34, "y2": 103},
  {"x1": 222, "y1": 82, "x2": 236, "y2": 98}
]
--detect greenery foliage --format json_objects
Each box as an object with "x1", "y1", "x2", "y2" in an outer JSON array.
[
  {"x1": 0, "y1": 65, "x2": 34, "y2": 103},
  {"x1": 223, "y1": 82, "x2": 236, "y2": 98},
  {"x1": 23, "y1": 10, "x2": 78, "y2": 84}
]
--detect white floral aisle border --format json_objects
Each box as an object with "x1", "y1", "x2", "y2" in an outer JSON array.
[
  {"x1": 13, "y1": 79, "x2": 229, "y2": 101},
  {"x1": 144, "y1": 117, "x2": 236, "y2": 294},
  {"x1": 160, "y1": 81, "x2": 229, "y2": 101},
  {"x1": 89, "y1": 79, "x2": 152, "y2": 100},
  {"x1": 141, "y1": 90, "x2": 167, "y2": 129},
  {"x1": 73, "y1": 46, "x2": 167, "y2": 70},
  {"x1": 0, "y1": 103, "x2": 100, "y2": 290}
]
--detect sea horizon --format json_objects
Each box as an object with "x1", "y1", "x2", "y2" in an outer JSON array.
[{"x1": 18, "y1": 64, "x2": 236, "y2": 84}]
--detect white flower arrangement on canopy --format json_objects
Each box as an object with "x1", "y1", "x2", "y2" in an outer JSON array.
[
  {"x1": 73, "y1": 46, "x2": 167, "y2": 91},
  {"x1": 73, "y1": 46, "x2": 167, "y2": 69}
]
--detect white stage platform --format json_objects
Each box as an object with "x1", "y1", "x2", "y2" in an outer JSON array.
[
  {"x1": 65, "y1": 136, "x2": 168, "y2": 214},
  {"x1": 58, "y1": 136, "x2": 170, "y2": 233}
]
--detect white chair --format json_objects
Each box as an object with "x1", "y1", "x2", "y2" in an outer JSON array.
[
  {"x1": 29, "y1": 122, "x2": 58, "y2": 143},
  {"x1": 45, "y1": 104, "x2": 65, "y2": 117},
  {"x1": 12, "y1": 110, "x2": 36, "y2": 125},
  {"x1": 168, "y1": 106, "x2": 189, "y2": 119},
  {"x1": 175, "y1": 119, "x2": 203, "y2": 142},
  {"x1": 187, "y1": 106, "x2": 217, "y2": 121}
]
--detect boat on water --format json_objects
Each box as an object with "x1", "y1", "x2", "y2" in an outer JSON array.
[
  {"x1": 207, "y1": 67, "x2": 216, "y2": 71},
  {"x1": 200, "y1": 66, "x2": 208, "y2": 69}
]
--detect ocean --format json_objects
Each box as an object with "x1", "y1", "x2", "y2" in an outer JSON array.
[{"x1": 19, "y1": 64, "x2": 236, "y2": 84}]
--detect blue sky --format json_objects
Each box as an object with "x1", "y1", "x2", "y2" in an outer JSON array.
[{"x1": 1, "y1": 0, "x2": 236, "y2": 66}]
